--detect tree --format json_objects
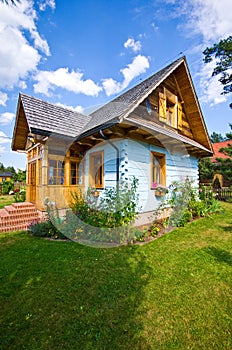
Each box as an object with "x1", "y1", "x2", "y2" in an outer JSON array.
[
  {"x1": 198, "y1": 157, "x2": 215, "y2": 182},
  {"x1": 215, "y1": 124, "x2": 232, "y2": 184},
  {"x1": 210, "y1": 132, "x2": 226, "y2": 143},
  {"x1": 203, "y1": 36, "x2": 232, "y2": 108}
]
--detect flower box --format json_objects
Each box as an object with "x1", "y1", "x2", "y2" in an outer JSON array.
[{"x1": 154, "y1": 190, "x2": 166, "y2": 197}]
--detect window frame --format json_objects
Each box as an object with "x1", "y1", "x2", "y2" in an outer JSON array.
[
  {"x1": 89, "y1": 151, "x2": 104, "y2": 189},
  {"x1": 159, "y1": 88, "x2": 178, "y2": 128},
  {"x1": 150, "y1": 151, "x2": 166, "y2": 189},
  {"x1": 48, "y1": 158, "x2": 65, "y2": 185}
]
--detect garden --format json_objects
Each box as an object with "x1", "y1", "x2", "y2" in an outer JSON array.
[
  {"x1": 0, "y1": 201, "x2": 231, "y2": 349},
  {"x1": 29, "y1": 177, "x2": 223, "y2": 246}
]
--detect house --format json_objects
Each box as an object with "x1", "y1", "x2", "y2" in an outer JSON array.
[
  {"x1": 212, "y1": 140, "x2": 232, "y2": 187},
  {"x1": 12, "y1": 56, "x2": 213, "y2": 223},
  {"x1": 212, "y1": 140, "x2": 232, "y2": 163},
  {"x1": 0, "y1": 172, "x2": 12, "y2": 183}
]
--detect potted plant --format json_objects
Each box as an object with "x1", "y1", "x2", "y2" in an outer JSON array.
[{"x1": 152, "y1": 182, "x2": 168, "y2": 196}]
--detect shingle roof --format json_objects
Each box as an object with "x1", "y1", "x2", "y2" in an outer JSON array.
[
  {"x1": 0, "y1": 172, "x2": 12, "y2": 177},
  {"x1": 212, "y1": 140, "x2": 232, "y2": 162},
  {"x1": 80, "y1": 57, "x2": 185, "y2": 136},
  {"x1": 20, "y1": 93, "x2": 91, "y2": 138}
]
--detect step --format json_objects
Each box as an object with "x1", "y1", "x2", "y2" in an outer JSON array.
[{"x1": 0, "y1": 202, "x2": 41, "y2": 233}]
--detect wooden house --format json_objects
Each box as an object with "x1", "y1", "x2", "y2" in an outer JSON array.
[
  {"x1": 12, "y1": 57, "x2": 213, "y2": 222},
  {"x1": 0, "y1": 172, "x2": 12, "y2": 183}
]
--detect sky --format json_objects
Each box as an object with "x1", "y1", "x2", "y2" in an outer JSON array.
[{"x1": 0, "y1": 0, "x2": 231, "y2": 170}]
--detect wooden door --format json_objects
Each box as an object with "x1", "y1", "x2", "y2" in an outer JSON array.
[{"x1": 28, "y1": 161, "x2": 36, "y2": 203}]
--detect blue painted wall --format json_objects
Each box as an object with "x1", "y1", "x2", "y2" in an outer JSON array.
[{"x1": 85, "y1": 138, "x2": 199, "y2": 213}]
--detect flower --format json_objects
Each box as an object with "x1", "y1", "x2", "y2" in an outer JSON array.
[
  {"x1": 14, "y1": 188, "x2": 19, "y2": 193},
  {"x1": 152, "y1": 182, "x2": 168, "y2": 194}
]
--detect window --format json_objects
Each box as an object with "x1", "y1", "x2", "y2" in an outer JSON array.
[
  {"x1": 89, "y1": 151, "x2": 104, "y2": 188},
  {"x1": 159, "y1": 89, "x2": 178, "y2": 128},
  {"x1": 70, "y1": 162, "x2": 80, "y2": 185},
  {"x1": 151, "y1": 152, "x2": 166, "y2": 188},
  {"x1": 146, "y1": 98, "x2": 152, "y2": 114},
  {"x1": 48, "y1": 159, "x2": 65, "y2": 185}
]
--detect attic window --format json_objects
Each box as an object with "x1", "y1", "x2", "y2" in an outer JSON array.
[
  {"x1": 159, "y1": 88, "x2": 179, "y2": 129},
  {"x1": 146, "y1": 98, "x2": 152, "y2": 114}
]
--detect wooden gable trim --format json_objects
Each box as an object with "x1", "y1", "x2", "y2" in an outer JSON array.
[
  {"x1": 122, "y1": 58, "x2": 185, "y2": 122},
  {"x1": 12, "y1": 99, "x2": 30, "y2": 151},
  {"x1": 175, "y1": 61, "x2": 213, "y2": 153}
]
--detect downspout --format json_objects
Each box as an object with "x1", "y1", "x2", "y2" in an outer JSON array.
[{"x1": 99, "y1": 129, "x2": 120, "y2": 192}]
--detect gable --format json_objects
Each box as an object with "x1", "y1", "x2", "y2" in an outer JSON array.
[
  {"x1": 12, "y1": 93, "x2": 92, "y2": 151},
  {"x1": 78, "y1": 57, "x2": 212, "y2": 156},
  {"x1": 123, "y1": 60, "x2": 212, "y2": 154}
]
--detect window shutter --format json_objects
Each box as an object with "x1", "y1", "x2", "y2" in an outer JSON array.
[
  {"x1": 178, "y1": 102, "x2": 183, "y2": 131},
  {"x1": 159, "y1": 92, "x2": 167, "y2": 122}
]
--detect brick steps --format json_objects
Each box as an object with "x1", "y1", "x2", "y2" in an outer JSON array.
[{"x1": 0, "y1": 202, "x2": 40, "y2": 233}]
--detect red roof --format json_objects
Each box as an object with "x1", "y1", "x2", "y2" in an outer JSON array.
[{"x1": 212, "y1": 140, "x2": 232, "y2": 162}]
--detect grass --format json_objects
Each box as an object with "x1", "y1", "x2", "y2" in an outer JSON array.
[
  {"x1": 0, "y1": 194, "x2": 14, "y2": 209},
  {"x1": 0, "y1": 202, "x2": 231, "y2": 349}
]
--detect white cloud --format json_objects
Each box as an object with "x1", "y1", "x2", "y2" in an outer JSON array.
[
  {"x1": 182, "y1": 0, "x2": 232, "y2": 42},
  {"x1": 198, "y1": 59, "x2": 229, "y2": 106},
  {"x1": 164, "y1": 0, "x2": 232, "y2": 106},
  {"x1": 151, "y1": 23, "x2": 159, "y2": 31},
  {"x1": 0, "y1": 131, "x2": 11, "y2": 155},
  {"x1": 39, "y1": 0, "x2": 56, "y2": 11},
  {"x1": 18, "y1": 81, "x2": 27, "y2": 89},
  {"x1": 124, "y1": 37, "x2": 142, "y2": 52},
  {"x1": 102, "y1": 55, "x2": 150, "y2": 96},
  {"x1": 0, "y1": 0, "x2": 50, "y2": 89},
  {"x1": 33, "y1": 68, "x2": 102, "y2": 96},
  {"x1": 0, "y1": 112, "x2": 15, "y2": 125},
  {"x1": 0, "y1": 92, "x2": 8, "y2": 106},
  {"x1": 0, "y1": 145, "x2": 6, "y2": 154},
  {"x1": 55, "y1": 102, "x2": 84, "y2": 114},
  {"x1": 0, "y1": 131, "x2": 11, "y2": 144}
]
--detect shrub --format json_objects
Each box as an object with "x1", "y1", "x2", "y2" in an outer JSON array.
[
  {"x1": 14, "y1": 188, "x2": 26, "y2": 202},
  {"x1": 154, "y1": 177, "x2": 221, "y2": 229},
  {"x1": 2, "y1": 181, "x2": 14, "y2": 195},
  {"x1": 69, "y1": 177, "x2": 140, "y2": 244}
]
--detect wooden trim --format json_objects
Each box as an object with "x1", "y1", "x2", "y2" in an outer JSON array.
[{"x1": 150, "y1": 151, "x2": 166, "y2": 187}]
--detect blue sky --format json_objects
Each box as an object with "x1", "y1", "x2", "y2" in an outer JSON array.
[{"x1": 0, "y1": 0, "x2": 231, "y2": 170}]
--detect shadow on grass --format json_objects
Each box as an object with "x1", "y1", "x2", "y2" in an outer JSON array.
[
  {"x1": 0, "y1": 236, "x2": 153, "y2": 349},
  {"x1": 203, "y1": 246, "x2": 232, "y2": 266},
  {"x1": 219, "y1": 225, "x2": 232, "y2": 233}
]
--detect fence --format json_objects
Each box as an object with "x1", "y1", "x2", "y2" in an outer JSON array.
[
  {"x1": 0, "y1": 182, "x2": 26, "y2": 195},
  {"x1": 215, "y1": 188, "x2": 232, "y2": 201}
]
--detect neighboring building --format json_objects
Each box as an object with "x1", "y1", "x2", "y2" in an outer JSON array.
[
  {"x1": 0, "y1": 172, "x2": 12, "y2": 183},
  {"x1": 212, "y1": 140, "x2": 232, "y2": 187},
  {"x1": 11, "y1": 56, "x2": 213, "y2": 221},
  {"x1": 212, "y1": 140, "x2": 232, "y2": 163}
]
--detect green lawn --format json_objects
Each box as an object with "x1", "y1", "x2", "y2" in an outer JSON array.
[
  {"x1": 0, "y1": 195, "x2": 14, "y2": 209},
  {"x1": 0, "y1": 202, "x2": 231, "y2": 349}
]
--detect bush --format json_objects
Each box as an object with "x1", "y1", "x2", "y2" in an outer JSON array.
[
  {"x1": 1, "y1": 181, "x2": 14, "y2": 195},
  {"x1": 155, "y1": 177, "x2": 221, "y2": 229},
  {"x1": 69, "y1": 177, "x2": 140, "y2": 244},
  {"x1": 14, "y1": 188, "x2": 26, "y2": 202}
]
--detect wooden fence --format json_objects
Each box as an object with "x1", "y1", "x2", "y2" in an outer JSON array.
[
  {"x1": 215, "y1": 188, "x2": 232, "y2": 201},
  {"x1": 0, "y1": 182, "x2": 26, "y2": 195}
]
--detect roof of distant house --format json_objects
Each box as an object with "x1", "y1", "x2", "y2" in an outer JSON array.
[
  {"x1": 212, "y1": 140, "x2": 232, "y2": 162},
  {"x1": 0, "y1": 172, "x2": 12, "y2": 177}
]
